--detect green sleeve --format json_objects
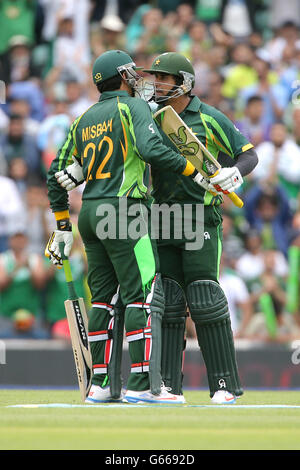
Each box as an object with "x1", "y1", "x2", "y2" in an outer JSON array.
[
  {"x1": 47, "y1": 118, "x2": 79, "y2": 213},
  {"x1": 200, "y1": 107, "x2": 253, "y2": 160},
  {"x1": 127, "y1": 99, "x2": 190, "y2": 174}
]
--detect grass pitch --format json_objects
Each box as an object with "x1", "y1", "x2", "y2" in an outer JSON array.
[{"x1": 1, "y1": 389, "x2": 300, "y2": 450}]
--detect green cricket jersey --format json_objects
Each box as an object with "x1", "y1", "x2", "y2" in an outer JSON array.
[
  {"x1": 47, "y1": 90, "x2": 195, "y2": 214},
  {"x1": 152, "y1": 96, "x2": 253, "y2": 205}
]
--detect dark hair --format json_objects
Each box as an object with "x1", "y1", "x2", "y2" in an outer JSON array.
[
  {"x1": 246, "y1": 95, "x2": 263, "y2": 106},
  {"x1": 9, "y1": 113, "x2": 23, "y2": 121},
  {"x1": 97, "y1": 74, "x2": 122, "y2": 93},
  {"x1": 257, "y1": 193, "x2": 279, "y2": 208},
  {"x1": 244, "y1": 228, "x2": 261, "y2": 242}
]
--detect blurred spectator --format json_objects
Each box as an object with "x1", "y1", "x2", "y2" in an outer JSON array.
[
  {"x1": 24, "y1": 176, "x2": 54, "y2": 255},
  {"x1": 134, "y1": 8, "x2": 172, "y2": 56},
  {"x1": 243, "y1": 185, "x2": 292, "y2": 256},
  {"x1": 235, "y1": 95, "x2": 270, "y2": 147},
  {"x1": 0, "y1": 113, "x2": 41, "y2": 175},
  {"x1": 0, "y1": 175, "x2": 25, "y2": 252},
  {"x1": 251, "y1": 123, "x2": 300, "y2": 209},
  {"x1": 221, "y1": 0, "x2": 253, "y2": 40},
  {"x1": 277, "y1": 42, "x2": 300, "y2": 101},
  {"x1": 239, "y1": 54, "x2": 290, "y2": 128},
  {"x1": 91, "y1": 14, "x2": 126, "y2": 58},
  {"x1": 0, "y1": 229, "x2": 49, "y2": 339},
  {"x1": 203, "y1": 71, "x2": 234, "y2": 119},
  {"x1": 193, "y1": 44, "x2": 228, "y2": 98},
  {"x1": 242, "y1": 249, "x2": 300, "y2": 342},
  {"x1": 8, "y1": 97, "x2": 40, "y2": 138},
  {"x1": 173, "y1": 3, "x2": 195, "y2": 41},
  {"x1": 177, "y1": 20, "x2": 212, "y2": 60},
  {"x1": 219, "y1": 253, "x2": 253, "y2": 338},
  {"x1": 65, "y1": 78, "x2": 94, "y2": 120},
  {"x1": 205, "y1": 44, "x2": 228, "y2": 76},
  {"x1": 0, "y1": 35, "x2": 39, "y2": 84},
  {"x1": 7, "y1": 157, "x2": 29, "y2": 195},
  {"x1": 40, "y1": 0, "x2": 90, "y2": 42},
  {"x1": 8, "y1": 74, "x2": 46, "y2": 122},
  {"x1": 236, "y1": 229, "x2": 289, "y2": 289},
  {"x1": 125, "y1": 4, "x2": 152, "y2": 54},
  {"x1": 0, "y1": 0, "x2": 36, "y2": 56},
  {"x1": 270, "y1": 6, "x2": 300, "y2": 31},
  {"x1": 222, "y1": 43, "x2": 256, "y2": 100},
  {"x1": 37, "y1": 95, "x2": 71, "y2": 173},
  {"x1": 221, "y1": 212, "x2": 245, "y2": 264},
  {"x1": 51, "y1": 15, "x2": 90, "y2": 84}
]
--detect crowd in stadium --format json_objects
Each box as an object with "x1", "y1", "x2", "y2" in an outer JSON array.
[{"x1": 0, "y1": 0, "x2": 299, "y2": 343}]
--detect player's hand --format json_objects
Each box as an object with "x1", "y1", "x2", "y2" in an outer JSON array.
[
  {"x1": 45, "y1": 229, "x2": 73, "y2": 267},
  {"x1": 192, "y1": 172, "x2": 223, "y2": 195},
  {"x1": 55, "y1": 156, "x2": 84, "y2": 191},
  {"x1": 209, "y1": 167, "x2": 243, "y2": 194}
]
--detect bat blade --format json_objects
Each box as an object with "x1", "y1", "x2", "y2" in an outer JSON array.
[
  {"x1": 64, "y1": 297, "x2": 93, "y2": 402},
  {"x1": 154, "y1": 106, "x2": 207, "y2": 176},
  {"x1": 154, "y1": 105, "x2": 244, "y2": 208}
]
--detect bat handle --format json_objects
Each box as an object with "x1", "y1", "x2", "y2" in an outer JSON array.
[
  {"x1": 59, "y1": 242, "x2": 77, "y2": 300},
  {"x1": 228, "y1": 191, "x2": 244, "y2": 208}
]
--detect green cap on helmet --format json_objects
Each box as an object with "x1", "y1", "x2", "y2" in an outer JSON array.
[
  {"x1": 143, "y1": 52, "x2": 195, "y2": 84},
  {"x1": 92, "y1": 49, "x2": 138, "y2": 85}
]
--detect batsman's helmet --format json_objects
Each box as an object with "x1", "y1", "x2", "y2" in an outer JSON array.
[
  {"x1": 92, "y1": 49, "x2": 142, "y2": 88},
  {"x1": 143, "y1": 52, "x2": 195, "y2": 102}
]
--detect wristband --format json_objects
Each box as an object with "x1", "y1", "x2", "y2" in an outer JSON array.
[{"x1": 57, "y1": 219, "x2": 72, "y2": 231}]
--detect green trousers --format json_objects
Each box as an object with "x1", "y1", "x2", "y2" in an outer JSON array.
[
  {"x1": 78, "y1": 197, "x2": 159, "y2": 391},
  {"x1": 158, "y1": 204, "x2": 223, "y2": 286}
]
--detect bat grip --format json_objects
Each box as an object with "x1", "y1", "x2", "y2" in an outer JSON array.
[{"x1": 228, "y1": 192, "x2": 244, "y2": 208}]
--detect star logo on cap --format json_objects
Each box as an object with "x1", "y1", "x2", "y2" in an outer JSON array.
[{"x1": 155, "y1": 59, "x2": 160, "y2": 66}]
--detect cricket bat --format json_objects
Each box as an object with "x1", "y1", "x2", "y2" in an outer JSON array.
[
  {"x1": 154, "y1": 105, "x2": 244, "y2": 208},
  {"x1": 59, "y1": 242, "x2": 93, "y2": 402}
]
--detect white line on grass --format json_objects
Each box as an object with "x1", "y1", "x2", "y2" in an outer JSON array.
[{"x1": 6, "y1": 404, "x2": 300, "y2": 409}]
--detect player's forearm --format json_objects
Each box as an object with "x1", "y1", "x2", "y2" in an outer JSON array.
[
  {"x1": 234, "y1": 147, "x2": 258, "y2": 177},
  {"x1": 47, "y1": 161, "x2": 70, "y2": 215}
]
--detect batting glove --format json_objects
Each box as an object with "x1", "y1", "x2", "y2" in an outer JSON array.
[
  {"x1": 55, "y1": 156, "x2": 84, "y2": 191},
  {"x1": 192, "y1": 172, "x2": 223, "y2": 195},
  {"x1": 45, "y1": 219, "x2": 73, "y2": 267},
  {"x1": 209, "y1": 167, "x2": 243, "y2": 194}
]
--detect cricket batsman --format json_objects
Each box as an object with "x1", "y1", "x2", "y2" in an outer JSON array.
[
  {"x1": 142, "y1": 52, "x2": 259, "y2": 404},
  {"x1": 45, "y1": 50, "x2": 214, "y2": 404}
]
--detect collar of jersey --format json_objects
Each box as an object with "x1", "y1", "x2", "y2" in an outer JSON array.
[
  {"x1": 180, "y1": 95, "x2": 202, "y2": 115},
  {"x1": 99, "y1": 90, "x2": 130, "y2": 101}
]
